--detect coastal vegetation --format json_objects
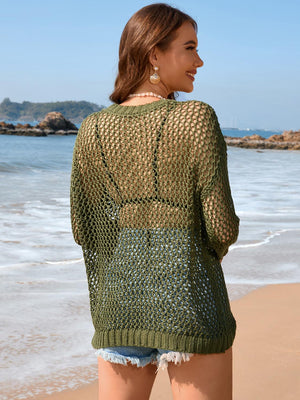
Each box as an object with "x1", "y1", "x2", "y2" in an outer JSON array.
[{"x1": 0, "y1": 98, "x2": 104, "y2": 123}]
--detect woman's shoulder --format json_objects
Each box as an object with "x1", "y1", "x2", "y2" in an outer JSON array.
[
  {"x1": 170, "y1": 99, "x2": 218, "y2": 122},
  {"x1": 76, "y1": 109, "x2": 109, "y2": 138},
  {"x1": 74, "y1": 112, "x2": 104, "y2": 145},
  {"x1": 172, "y1": 99, "x2": 216, "y2": 115},
  {"x1": 80, "y1": 110, "x2": 103, "y2": 127}
]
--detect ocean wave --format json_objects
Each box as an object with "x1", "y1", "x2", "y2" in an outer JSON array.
[
  {"x1": 0, "y1": 162, "x2": 34, "y2": 173},
  {"x1": 0, "y1": 258, "x2": 83, "y2": 270},
  {"x1": 1, "y1": 164, "x2": 62, "y2": 173},
  {"x1": 230, "y1": 228, "x2": 300, "y2": 250},
  {"x1": 226, "y1": 276, "x2": 299, "y2": 285},
  {"x1": 16, "y1": 278, "x2": 86, "y2": 284},
  {"x1": 45, "y1": 258, "x2": 83, "y2": 265},
  {"x1": 236, "y1": 210, "x2": 300, "y2": 217}
]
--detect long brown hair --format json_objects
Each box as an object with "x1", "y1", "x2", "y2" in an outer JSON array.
[{"x1": 110, "y1": 3, "x2": 197, "y2": 104}]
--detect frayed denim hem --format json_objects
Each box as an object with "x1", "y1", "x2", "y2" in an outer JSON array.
[
  {"x1": 156, "y1": 351, "x2": 193, "y2": 371},
  {"x1": 96, "y1": 348, "x2": 193, "y2": 371},
  {"x1": 95, "y1": 348, "x2": 157, "y2": 368}
]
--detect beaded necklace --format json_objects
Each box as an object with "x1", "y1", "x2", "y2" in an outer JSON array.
[{"x1": 128, "y1": 92, "x2": 166, "y2": 100}]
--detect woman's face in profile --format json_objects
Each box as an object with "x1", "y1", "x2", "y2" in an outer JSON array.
[{"x1": 155, "y1": 21, "x2": 204, "y2": 94}]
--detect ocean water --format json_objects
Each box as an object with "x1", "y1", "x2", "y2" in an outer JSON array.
[{"x1": 0, "y1": 129, "x2": 299, "y2": 399}]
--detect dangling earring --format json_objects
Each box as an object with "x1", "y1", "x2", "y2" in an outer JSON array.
[{"x1": 150, "y1": 66, "x2": 160, "y2": 84}]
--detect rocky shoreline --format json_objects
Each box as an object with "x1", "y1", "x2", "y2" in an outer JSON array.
[
  {"x1": 224, "y1": 131, "x2": 300, "y2": 150},
  {"x1": 0, "y1": 112, "x2": 78, "y2": 137},
  {"x1": 1, "y1": 112, "x2": 299, "y2": 150}
]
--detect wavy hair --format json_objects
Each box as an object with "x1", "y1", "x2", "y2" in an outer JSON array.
[{"x1": 110, "y1": 3, "x2": 197, "y2": 104}]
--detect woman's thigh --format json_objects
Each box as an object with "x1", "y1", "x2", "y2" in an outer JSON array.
[
  {"x1": 167, "y1": 347, "x2": 233, "y2": 400},
  {"x1": 98, "y1": 356, "x2": 157, "y2": 400}
]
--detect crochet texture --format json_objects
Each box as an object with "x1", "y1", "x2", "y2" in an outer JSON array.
[{"x1": 70, "y1": 99, "x2": 239, "y2": 353}]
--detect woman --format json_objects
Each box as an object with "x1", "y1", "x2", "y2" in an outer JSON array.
[{"x1": 70, "y1": 3, "x2": 239, "y2": 400}]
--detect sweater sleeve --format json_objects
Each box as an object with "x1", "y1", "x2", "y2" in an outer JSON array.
[
  {"x1": 70, "y1": 116, "x2": 93, "y2": 247},
  {"x1": 197, "y1": 104, "x2": 239, "y2": 259},
  {"x1": 70, "y1": 127, "x2": 84, "y2": 246}
]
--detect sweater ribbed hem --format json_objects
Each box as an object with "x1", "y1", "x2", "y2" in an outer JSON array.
[{"x1": 91, "y1": 328, "x2": 236, "y2": 354}]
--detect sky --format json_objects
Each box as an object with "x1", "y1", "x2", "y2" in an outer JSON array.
[{"x1": 0, "y1": 0, "x2": 299, "y2": 130}]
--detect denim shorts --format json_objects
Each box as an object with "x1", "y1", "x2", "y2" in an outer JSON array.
[{"x1": 96, "y1": 346, "x2": 193, "y2": 371}]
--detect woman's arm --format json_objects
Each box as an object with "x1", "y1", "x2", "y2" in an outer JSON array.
[
  {"x1": 197, "y1": 104, "x2": 239, "y2": 259},
  {"x1": 70, "y1": 129, "x2": 85, "y2": 246},
  {"x1": 70, "y1": 116, "x2": 94, "y2": 246}
]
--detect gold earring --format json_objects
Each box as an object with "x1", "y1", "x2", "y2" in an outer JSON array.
[{"x1": 150, "y1": 66, "x2": 160, "y2": 84}]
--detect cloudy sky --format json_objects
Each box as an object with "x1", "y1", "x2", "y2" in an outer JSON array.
[{"x1": 1, "y1": 0, "x2": 299, "y2": 130}]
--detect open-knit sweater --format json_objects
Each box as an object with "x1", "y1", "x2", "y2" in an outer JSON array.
[{"x1": 70, "y1": 99, "x2": 239, "y2": 353}]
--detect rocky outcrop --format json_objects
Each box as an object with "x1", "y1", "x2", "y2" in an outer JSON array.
[
  {"x1": 225, "y1": 130, "x2": 300, "y2": 150},
  {"x1": 0, "y1": 112, "x2": 78, "y2": 136},
  {"x1": 36, "y1": 112, "x2": 78, "y2": 131}
]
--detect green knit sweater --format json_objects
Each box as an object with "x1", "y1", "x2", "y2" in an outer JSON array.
[{"x1": 70, "y1": 99, "x2": 239, "y2": 353}]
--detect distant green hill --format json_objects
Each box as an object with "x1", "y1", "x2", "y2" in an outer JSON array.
[{"x1": 0, "y1": 98, "x2": 105, "y2": 123}]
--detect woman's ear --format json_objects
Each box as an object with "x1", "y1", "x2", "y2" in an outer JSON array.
[{"x1": 149, "y1": 47, "x2": 159, "y2": 66}]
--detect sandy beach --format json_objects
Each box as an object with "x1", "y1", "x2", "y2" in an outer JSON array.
[{"x1": 36, "y1": 283, "x2": 300, "y2": 400}]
